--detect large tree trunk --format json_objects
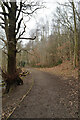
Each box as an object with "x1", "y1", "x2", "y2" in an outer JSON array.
[
  {"x1": 4, "y1": 2, "x2": 23, "y2": 93},
  {"x1": 8, "y1": 2, "x2": 16, "y2": 74},
  {"x1": 5, "y1": 2, "x2": 17, "y2": 93},
  {"x1": 8, "y1": 2, "x2": 16, "y2": 75}
]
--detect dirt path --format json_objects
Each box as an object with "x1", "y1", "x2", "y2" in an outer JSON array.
[{"x1": 10, "y1": 68, "x2": 78, "y2": 118}]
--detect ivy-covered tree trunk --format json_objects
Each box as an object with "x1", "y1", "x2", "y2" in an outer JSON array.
[
  {"x1": 8, "y1": 2, "x2": 16, "y2": 75},
  {"x1": 5, "y1": 2, "x2": 17, "y2": 92},
  {"x1": 5, "y1": 2, "x2": 23, "y2": 93}
]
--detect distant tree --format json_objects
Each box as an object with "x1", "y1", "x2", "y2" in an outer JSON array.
[
  {"x1": 78, "y1": 1, "x2": 80, "y2": 118},
  {"x1": 56, "y1": 0, "x2": 79, "y2": 68}
]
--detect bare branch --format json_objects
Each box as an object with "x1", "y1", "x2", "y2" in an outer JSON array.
[
  {"x1": 57, "y1": 2, "x2": 72, "y2": 8},
  {"x1": 0, "y1": 16, "x2": 5, "y2": 22},
  {"x1": 16, "y1": 23, "x2": 26, "y2": 40},
  {"x1": 3, "y1": 2, "x2": 11, "y2": 11},
  {"x1": 0, "y1": 12, "x2": 9, "y2": 16},
  {"x1": 21, "y1": 7, "x2": 41, "y2": 15},
  {"x1": 1, "y1": 3, "x2": 9, "y2": 32},
  {"x1": 16, "y1": 48, "x2": 34, "y2": 56},
  {"x1": 0, "y1": 22, "x2": 5, "y2": 24},
  {"x1": 75, "y1": 9, "x2": 80, "y2": 21},
  {"x1": 16, "y1": 18, "x2": 23, "y2": 35},
  {"x1": 0, "y1": 23, "x2": 5, "y2": 29},
  {"x1": 0, "y1": 37, "x2": 7, "y2": 46},
  {"x1": 3, "y1": 50, "x2": 8, "y2": 56},
  {"x1": 19, "y1": 36, "x2": 36, "y2": 40},
  {"x1": 16, "y1": 1, "x2": 22, "y2": 22},
  {"x1": 0, "y1": 45, "x2": 6, "y2": 50},
  {"x1": 16, "y1": 49, "x2": 21, "y2": 53},
  {"x1": 59, "y1": 21, "x2": 74, "y2": 32}
]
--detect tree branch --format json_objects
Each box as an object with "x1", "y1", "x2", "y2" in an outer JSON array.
[
  {"x1": 19, "y1": 36, "x2": 36, "y2": 40},
  {"x1": 3, "y1": 2, "x2": 11, "y2": 11},
  {"x1": 57, "y1": 2, "x2": 72, "y2": 8},
  {"x1": 16, "y1": 23, "x2": 26, "y2": 41},
  {"x1": 75, "y1": 9, "x2": 80, "y2": 21},
  {"x1": 16, "y1": 1, "x2": 22, "y2": 22},
  {"x1": 0, "y1": 12, "x2": 9, "y2": 16},
  {"x1": 21, "y1": 7, "x2": 41, "y2": 15},
  {"x1": 16, "y1": 48, "x2": 34, "y2": 56},
  {"x1": 0, "y1": 45, "x2": 6, "y2": 50},
  {"x1": 16, "y1": 49, "x2": 21, "y2": 53},
  {"x1": 0, "y1": 37, "x2": 7, "y2": 46},
  {"x1": 16, "y1": 18, "x2": 23, "y2": 35},
  {"x1": 0, "y1": 23, "x2": 5, "y2": 29},
  {"x1": 1, "y1": 3, "x2": 9, "y2": 33},
  {"x1": 3, "y1": 50, "x2": 8, "y2": 56},
  {"x1": 0, "y1": 16, "x2": 5, "y2": 22}
]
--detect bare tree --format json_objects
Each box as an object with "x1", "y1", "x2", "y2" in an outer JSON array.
[
  {"x1": 0, "y1": 0, "x2": 43, "y2": 93},
  {"x1": 56, "y1": 0, "x2": 79, "y2": 68}
]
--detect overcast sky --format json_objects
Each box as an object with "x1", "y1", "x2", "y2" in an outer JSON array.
[
  {"x1": 22, "y1": 0, "x2": 64, "y2": 39},
  {"x1": 0, "y1": 0, "x2": 79, "y2": 44},
  {"x1": 23, "y1": 0, "x2": 79, "y2": 39},
  {"x1": 22, "y1": 0, "x2": 69, "y2": 43}
]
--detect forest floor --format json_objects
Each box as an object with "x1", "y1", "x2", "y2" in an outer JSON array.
[
  {"x1": 36, "y1": 61, "x2": 78, "y2": 80},
  {"x1": 2, "y1": 71, "x2": 33, "y2": 120},
  {"x1": 2, "y1": 61, "x2": 78, "y2": 119}
]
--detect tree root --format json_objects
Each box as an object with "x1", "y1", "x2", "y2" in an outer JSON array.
[{"x1": 2, "y1": 68, "x2": 23, "y2": 93}]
